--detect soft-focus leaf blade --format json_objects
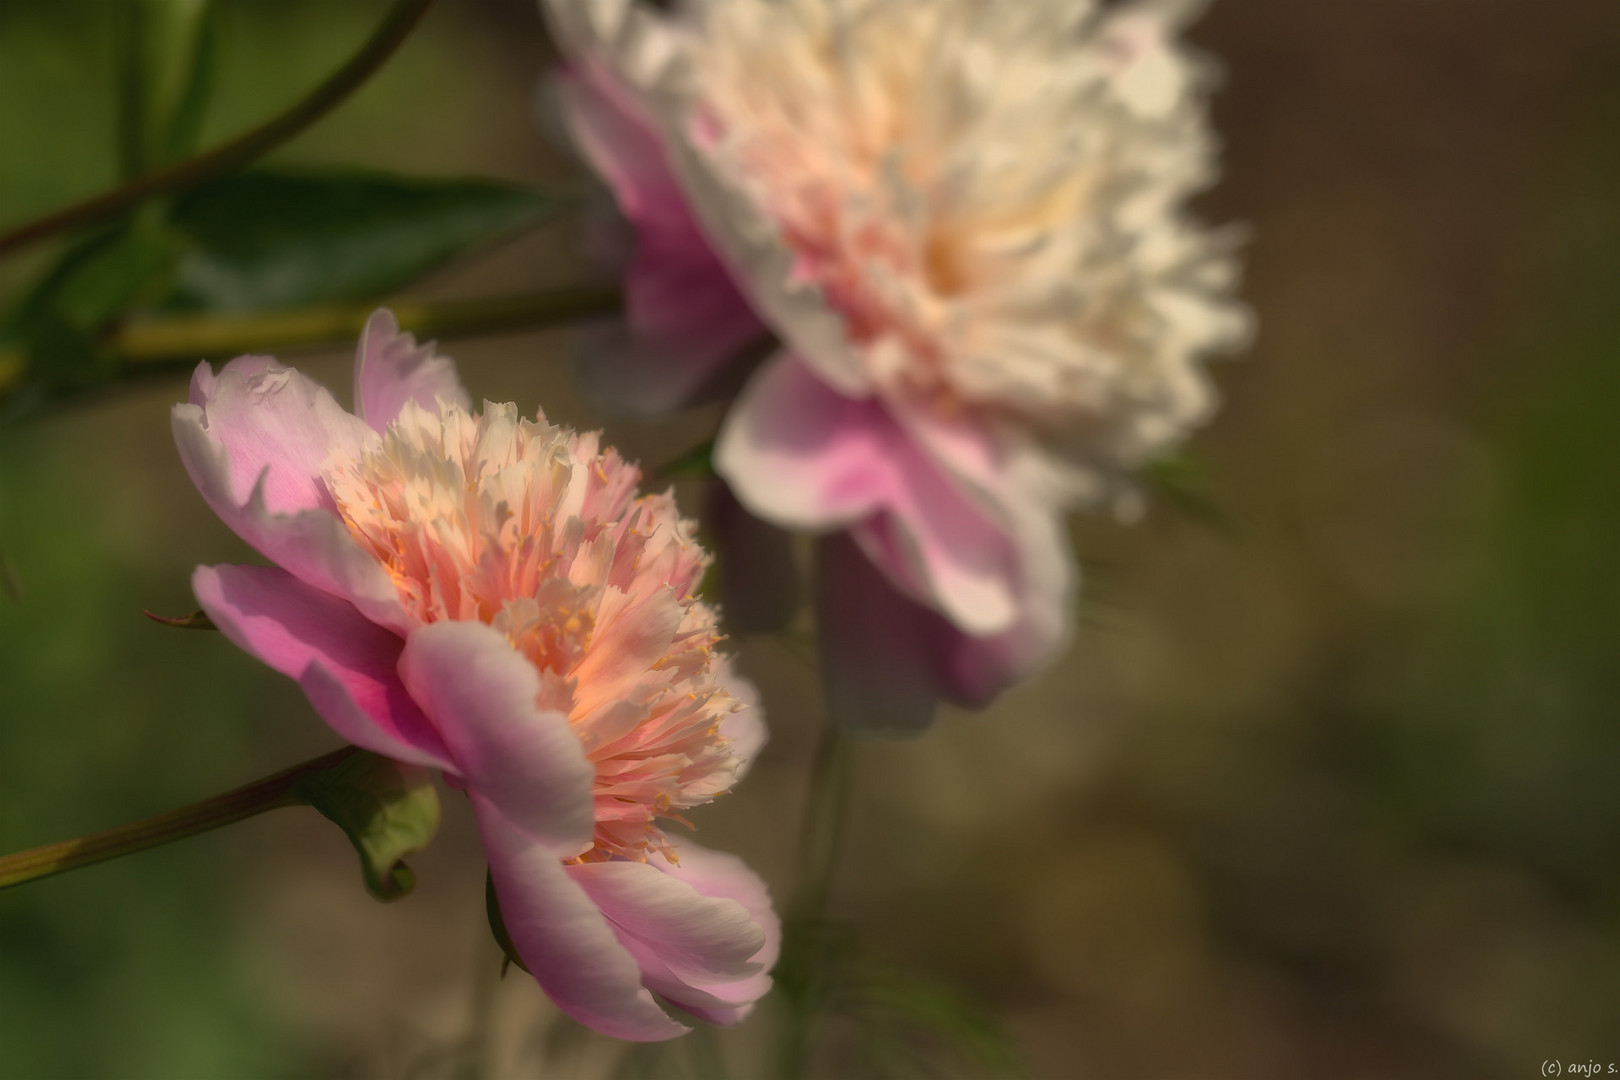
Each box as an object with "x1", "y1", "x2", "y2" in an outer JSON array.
[
  {"x1": 164, "y1": 168, "x2": 570, "y2": 312},
  {"x1": 118, "y1": 0, "x2": 218, "y2": 177},
  {"x1": 844, "y1": 962, "x2": 1027, "y2": 1080},
  {"x1": 652, "y1": 439, "x2": 716, "y2": 483},
  {"x1": 295, "y1": 749, "x2": 441, "y2": 901},
  {"x1": 0, "y1": 538, "x2": 22, "y2": 601},
  {"x1": 8, "y1": 223, "x2": 183, "y2": 334},
  {"x1": 1142, "y1": 450, "x2": 1230, "y2": 532},
  {"x1": 1, "y1": 221, "x2": 184, "y2": 391}
]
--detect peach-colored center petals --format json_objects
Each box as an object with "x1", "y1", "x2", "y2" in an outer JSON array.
[{"x1": 323, "y1": 399, "x2": 743, "y2": 864}]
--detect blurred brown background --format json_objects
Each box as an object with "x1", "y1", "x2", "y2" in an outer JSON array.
[{"x1": 3, "y1": 1, "x2": 1619, "y2": 1077}]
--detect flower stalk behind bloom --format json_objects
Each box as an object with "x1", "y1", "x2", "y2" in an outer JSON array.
[
  {"x1": 172, "y1": 309, "x2": 777, "y2": 1040},
  {"x1": 0, "y1": 747, "x2": 356, "y2": 891}
]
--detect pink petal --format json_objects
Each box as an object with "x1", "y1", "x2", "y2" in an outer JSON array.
[
  {"x1": 475, "y1": 796, "x2": 689, "y2": 1041},
  {"x1": 352, "y1": 308, "x2": 469, "y2": 432},
  {"x1": 713, "y1": 351, "x2": 886, "y2": 527},
  {"x1": 180, "y1": 357, "x2": 373, "y2": 517},
  {"x1": 568, "y1": 855, "x2": 770, "y2": 1015},
  {"x1": 188, "y1": 354, "x2": 275, "y2": 404},
  {"x1": 657, "y1": 119, "x2": 872, "y2": 400},
  {"x1": 717, "y1": 353, "x2": 1019, "y2": 635},
  {"x1": 173, "y1": 364, "x2": 411, "y2": 635},
  {"x1": 399, "y1": 621, "x2": 595, "y2": 857},
  {"x1": 885, "y1": 401, "x2": 1080, "y2": 700},
  {"x1": 653, "y1": 841, "x2": 780, "y2": 1021},
  {"x1": 546, "y1": 0, "x2": 869, "y2": 401},
  {"x1": 815, "y1": 533, "x2": 1073, "y2": 730},
  {"x1": 715, "y1": 658, "x2": 767, "y2": 783},
  {"x1": 943, "y1": 509, "x2": 1075, "y2": 705},
  {"x1": 192, "y1": 564, "x2": 453, "y2": 769},
  {"x1": 556, "y1": 61, "x2": 688, "y2": 228},
  {"x1": 558, "y1": 66, "x2": 765, "y2": 414}
]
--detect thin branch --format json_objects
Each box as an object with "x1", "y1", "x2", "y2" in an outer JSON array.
[
  {"x1": 0, "y1": 0, "x2": 439, "y2": 259},
  {"x1": 0, "y1": 747, "x2": 358, "y2": 890},
  {"x1": 110, "y1": 285, "x2": 623, "y2": 363}
]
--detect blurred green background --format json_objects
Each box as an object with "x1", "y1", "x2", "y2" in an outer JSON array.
[{"x1": 2, "y1": 1, "x2": 1619, "y2": 1077}]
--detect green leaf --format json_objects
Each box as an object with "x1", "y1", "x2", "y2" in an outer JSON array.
[
  {"x1": 163, "y1": 168, "x2": 571, "y2": 313},
  {"x1": 652, "y1": 439, "x2": 716, "y2": 483},
  {"x1": 10, "y1": 221, "x2": 184, "y2": 334},
  {"x1": 294, "y1": 750, "x2": 441, "y2": 901},
  {"x1": 1, "y1": 219, "x2": 186, "y2": 390},
  {"x1": 117, "y1": 0, "x2": 218, "y2": 177}
]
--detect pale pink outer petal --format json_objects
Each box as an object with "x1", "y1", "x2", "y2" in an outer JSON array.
[
  {"x1": 545, "y1": 0, "x2": 872, "y2": 400},
  {"x1": 191, "y1": 564, "x2": 453, "y2": 769},
  {"x1": 173, "y1": 360, "x2": 412, "y2": 635},
  {"x1": 816, "y1": 531, "x2": 1073, "y2": 731},
  {"x1": 649, "y1": 841, "x2": 780, "y2": 1023},
  {"x1": 352, "y1": 308, "x2": 470, "y2": 432},
  {"x1": 474, "y1": 795, "x2": 690, "y2": 1042},
  {"x1": 716, "y1": 353, "x2": 1019, "y2": 636},
  {"x1": 713, "y1": 657, "x2": 766, "y2": 783},
  {"x1": 886, "y1": 397, "x2": 1080, "y2": 689},
  {"x1": 553, "y1": 14, "x2": 765, "y2": 415},
  {"x1": 399, "y1": 620, "x2": 596, "y2": 857},
  {"x1": 180, "y1": 357, "x2": 371, "y2": 516},
  {"x1": 651, "y1": 114, "x2": 871, "y2": 398},
  {"x1": 568, "y1": 855, "x2": 771, "y2": 1018}
]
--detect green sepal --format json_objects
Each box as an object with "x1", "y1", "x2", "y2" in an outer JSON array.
[
  {"x1": 294, "y1": 750, "x2": 441, "y2": 902},
  {"x1": 141, "y1": 608, "x2": 217, "y2": 630},
  {"x1": 485, "y1": 870, "x2": 531, "y2": 976}
]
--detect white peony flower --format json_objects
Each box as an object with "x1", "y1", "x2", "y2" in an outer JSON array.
[{"x1": 548, "y1": 0, "x2": 1250, "y2": 725}]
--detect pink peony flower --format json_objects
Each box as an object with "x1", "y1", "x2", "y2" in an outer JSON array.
[
  {"x1": 172, "y1": 310, "x2": 777, "y2": 1040},
  {"x1": 546, "y1": 0, "x2": 1250, "y2": 728}
]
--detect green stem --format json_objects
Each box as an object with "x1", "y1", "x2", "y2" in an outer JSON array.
[
  {"x1": 0, "y1": 0, "x2": 438, "y2": 259},
  {"x1": 0, "y1": 350, "x2": 22, "y2": 400},
  {"x1": 0, "y1": 746, "x2": 358, "y2": 890},
  {"x1": 0, "y1": 536, "x2": 20, "y2": 601},
  {"x1": 110, "y1": 285, "x2": 624, "y2": 363},
  {"x1": 0, "y1": 287, "x2": 623, "y2": 405},
  {"x1": 779, "y1": 718, "x2": 856, "y2": 1080},
  {"x1": 796, "y1": 720, "x2": 855, "y2": 927}
]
